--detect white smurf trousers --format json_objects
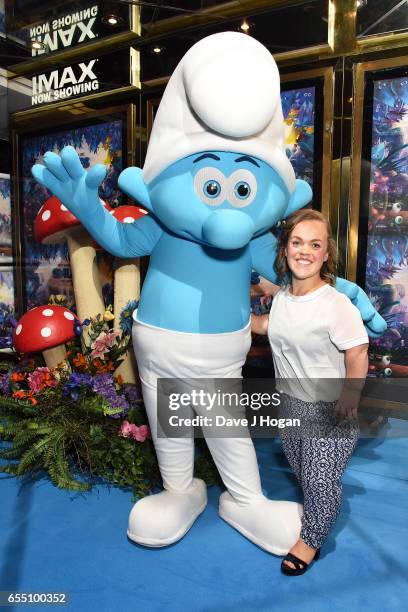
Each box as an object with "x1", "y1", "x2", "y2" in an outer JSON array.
[{"x1": 129, "y1": 316, "x2": 302, "y2": 554}]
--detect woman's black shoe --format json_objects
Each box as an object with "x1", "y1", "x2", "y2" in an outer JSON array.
[{"x1": 281, "y1": 548, "x2": 320, "y2": 576}]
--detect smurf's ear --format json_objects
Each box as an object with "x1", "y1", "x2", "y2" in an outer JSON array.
[
  {"x1": 283, "y1": 179, "x2": 312, "y2": 219},
  {"x1": 118, "y1": 167, "x2": 153, "y2": 212}
]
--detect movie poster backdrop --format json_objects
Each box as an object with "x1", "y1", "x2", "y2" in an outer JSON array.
[
  {"x1": 20, "y1": 119, "x2": 125, "y2": 311},
  {"x1": 281, "y1": 85, "x2": 316, "y2": 189},
  {"x1": 0, "y1": 173, "x2": 14, "y2": 348},
  {"x1": 359, "y1": 70, "x2": 408, "y2": 377},
  {"x1": 0, "y1": 173, "x2": 12, "y2": 265}
]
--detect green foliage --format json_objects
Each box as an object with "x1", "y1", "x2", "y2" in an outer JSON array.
[
  {"x1": 0, "y1": 360, "x2": 219, "y2": 499},
  {"x1": 87, "y1": 430, "x2": 159, "y2": 498},
  {"x1": 0, "y1": 305, "x2": 219, "y2": 498},
  {"x1": 0, "y1": 395, "x2": 159, "y2": 495}
]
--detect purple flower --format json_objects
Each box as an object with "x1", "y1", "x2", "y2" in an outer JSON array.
[
  {"x1": 93, "y1": 373, "x2": 129, "y2": 417},
  {"x1": 92, "y1": 373, "x2": 114, "y2": 396},
  {"x1": 0, "y1": 374, "x2": 10, "y2": 395},
  {"x1": 70, "y1": 372, "x2": 93, "y2": 387},
  {"x1": 63, "y1": 372, "x2": 93, "y2": 400},
  {"x1": 123, "y1": 383, "x2": 142, "y2": 405}
]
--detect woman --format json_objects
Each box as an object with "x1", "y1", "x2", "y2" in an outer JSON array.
[{"x1": 251, "y1": 209, "x2": 369, "y2": 575}]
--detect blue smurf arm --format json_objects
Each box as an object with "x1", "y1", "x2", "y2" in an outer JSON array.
[
  {"x1": 31, "y1": 146, "x2": 162, "y2": 258},
  {"x1": 249, "y1": 232, "x2": 279, "y2": 283},
  {"x1": 335, "y1": 278, "x2": 387, "y2": 338},
  {"x1": 83, "y1": 210, "x2": 162, "y2": 258}
]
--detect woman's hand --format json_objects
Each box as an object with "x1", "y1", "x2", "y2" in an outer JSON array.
[
  {"x1": 250, "y1": 313, "x2": 269, "y2": 335},
  {"x1": 335, "y1": 343, "x2": 369, "y2": 425},
  {"x1": 334, "y1": 387, "x2": 361, "y2": 425},
  {"x1": 251, "y1": 278, "x2": 280, "y2": 299}
]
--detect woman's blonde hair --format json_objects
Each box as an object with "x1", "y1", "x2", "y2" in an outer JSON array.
[{"x1": 274, "y1": 208, "x2": 338, "y2": 286}]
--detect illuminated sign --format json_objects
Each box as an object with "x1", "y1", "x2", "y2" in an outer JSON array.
[
  {"x1": 30, "y1": 5, "x2": 99, "y2": 56},
  {"x1": 13, "y1": 49, "x2": 135, "y2": 108},
  {"x1": 31, "y1": 59, "x2": 98, "y2": 105}
]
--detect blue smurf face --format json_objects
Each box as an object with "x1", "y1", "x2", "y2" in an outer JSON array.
[{"x1": 147, "y1": 151, "x2": 290, "y2": 249}]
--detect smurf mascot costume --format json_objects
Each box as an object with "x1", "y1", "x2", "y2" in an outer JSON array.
[{"x1": 32, "y1": 32, "x2": 385, "y2": 555}]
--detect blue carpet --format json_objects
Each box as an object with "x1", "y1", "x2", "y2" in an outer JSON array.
[{"x1": 1, "y1": 419, "x2": 407, "y2": 611}]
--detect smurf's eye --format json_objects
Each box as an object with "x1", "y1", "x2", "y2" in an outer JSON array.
[
  {"x1": 204, "y1": 180, "x2": 221, "y2": 198},
  {"x1": 194, "y1": 167, "x2": 226, "y2": 206},
  {"x1": 227, "y1": 169, "x2": 257, "y2": 208},
  {"x1": 234, "y1": 181, "x2": 251, "y2": 199}
]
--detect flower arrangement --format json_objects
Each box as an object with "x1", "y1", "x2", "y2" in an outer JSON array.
[{"x1": 0, "y1": 299, "x2": 219, "y2": 497}]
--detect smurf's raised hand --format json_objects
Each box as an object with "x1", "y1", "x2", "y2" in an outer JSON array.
[
  {"x1": 335, "y1": 277, "x2": 387, "y2": 337},
  {"x1": 31, "y1": 146, "x2": 107, "y2": 219}
]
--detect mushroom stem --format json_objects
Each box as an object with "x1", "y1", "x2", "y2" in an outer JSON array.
[
  {"x1": 113, "y1": 259, "x2": 140, "y2": 384},
  {"x1": 42, "y1": 344, "x2": 67, "y2": 369},
  {"x1": 67, "y1": 229, "x2": 105, "y2": 345}
]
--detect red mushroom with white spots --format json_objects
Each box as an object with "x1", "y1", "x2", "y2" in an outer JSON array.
[
  {"x1": 109, "y1": 205, "x2": 148, "y2": 383},
  {"x1": 13, "y1": 305, "x2": 79, "y2": 369},
  {"x1": 35, "y1": 196, "x2": 112, "y2": 342}
]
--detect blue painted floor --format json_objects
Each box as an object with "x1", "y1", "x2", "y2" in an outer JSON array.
[{"x1": 1, "y1": 420, "x2": 407, "y2": 611}]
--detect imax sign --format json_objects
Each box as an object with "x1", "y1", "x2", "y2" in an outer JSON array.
[
  {"x1": 31, "y1": 59, "x2": 98, "y2": 105},
  {"x1": 30, "y1": 5, "x2": 98, "y2": 56}
]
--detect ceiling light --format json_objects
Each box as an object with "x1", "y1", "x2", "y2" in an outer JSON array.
[
  {"x1": 240, "y1": 20, "x2": 250, "y2": 32},
  {"x1": 153, "y1": 46, "x2": 163, "y2": 54},
  {"x1": 31, "y1": 40, "x2": 45, "y2": 50},
  {"x1": 102, "y1": 13, "x2": 122, "y2": 26}
]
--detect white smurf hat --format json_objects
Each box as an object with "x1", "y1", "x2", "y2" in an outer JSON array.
[{"x1": 143, "y1": 31, "x2": 296, "y2": 193}]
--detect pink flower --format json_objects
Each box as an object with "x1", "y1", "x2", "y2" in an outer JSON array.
[
  {"x1": 132, "y1": 425, "x2": 150, "y2": 442},
  {"x1": 119, "y1": 421, "x2": 150, "y2": 442},
  {"x1": 119, "y1": 420, "x2": 134, "y2": 438},
  {"x1": 28, "y1": 367, "x2": 57, "y2": 394},
  {"x1": 91, "y1": 330, "x2": 120, "y2": 360}
]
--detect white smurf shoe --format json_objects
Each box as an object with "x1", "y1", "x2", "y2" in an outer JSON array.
[
  {"x1": 127, "y1": 478, "x2": 207, "y2": 547},
  {"x1": 219, "y1": 492, "x2": 303, "y2": 556}
]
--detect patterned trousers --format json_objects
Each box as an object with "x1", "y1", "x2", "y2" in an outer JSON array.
[{"x1": 279, "y1": 394, "x2": 359, "y2": 549}]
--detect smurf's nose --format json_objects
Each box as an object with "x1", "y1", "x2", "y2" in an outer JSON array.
[{"x1": 202, "y1": 210, "x2": 255, "y2": 250}]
